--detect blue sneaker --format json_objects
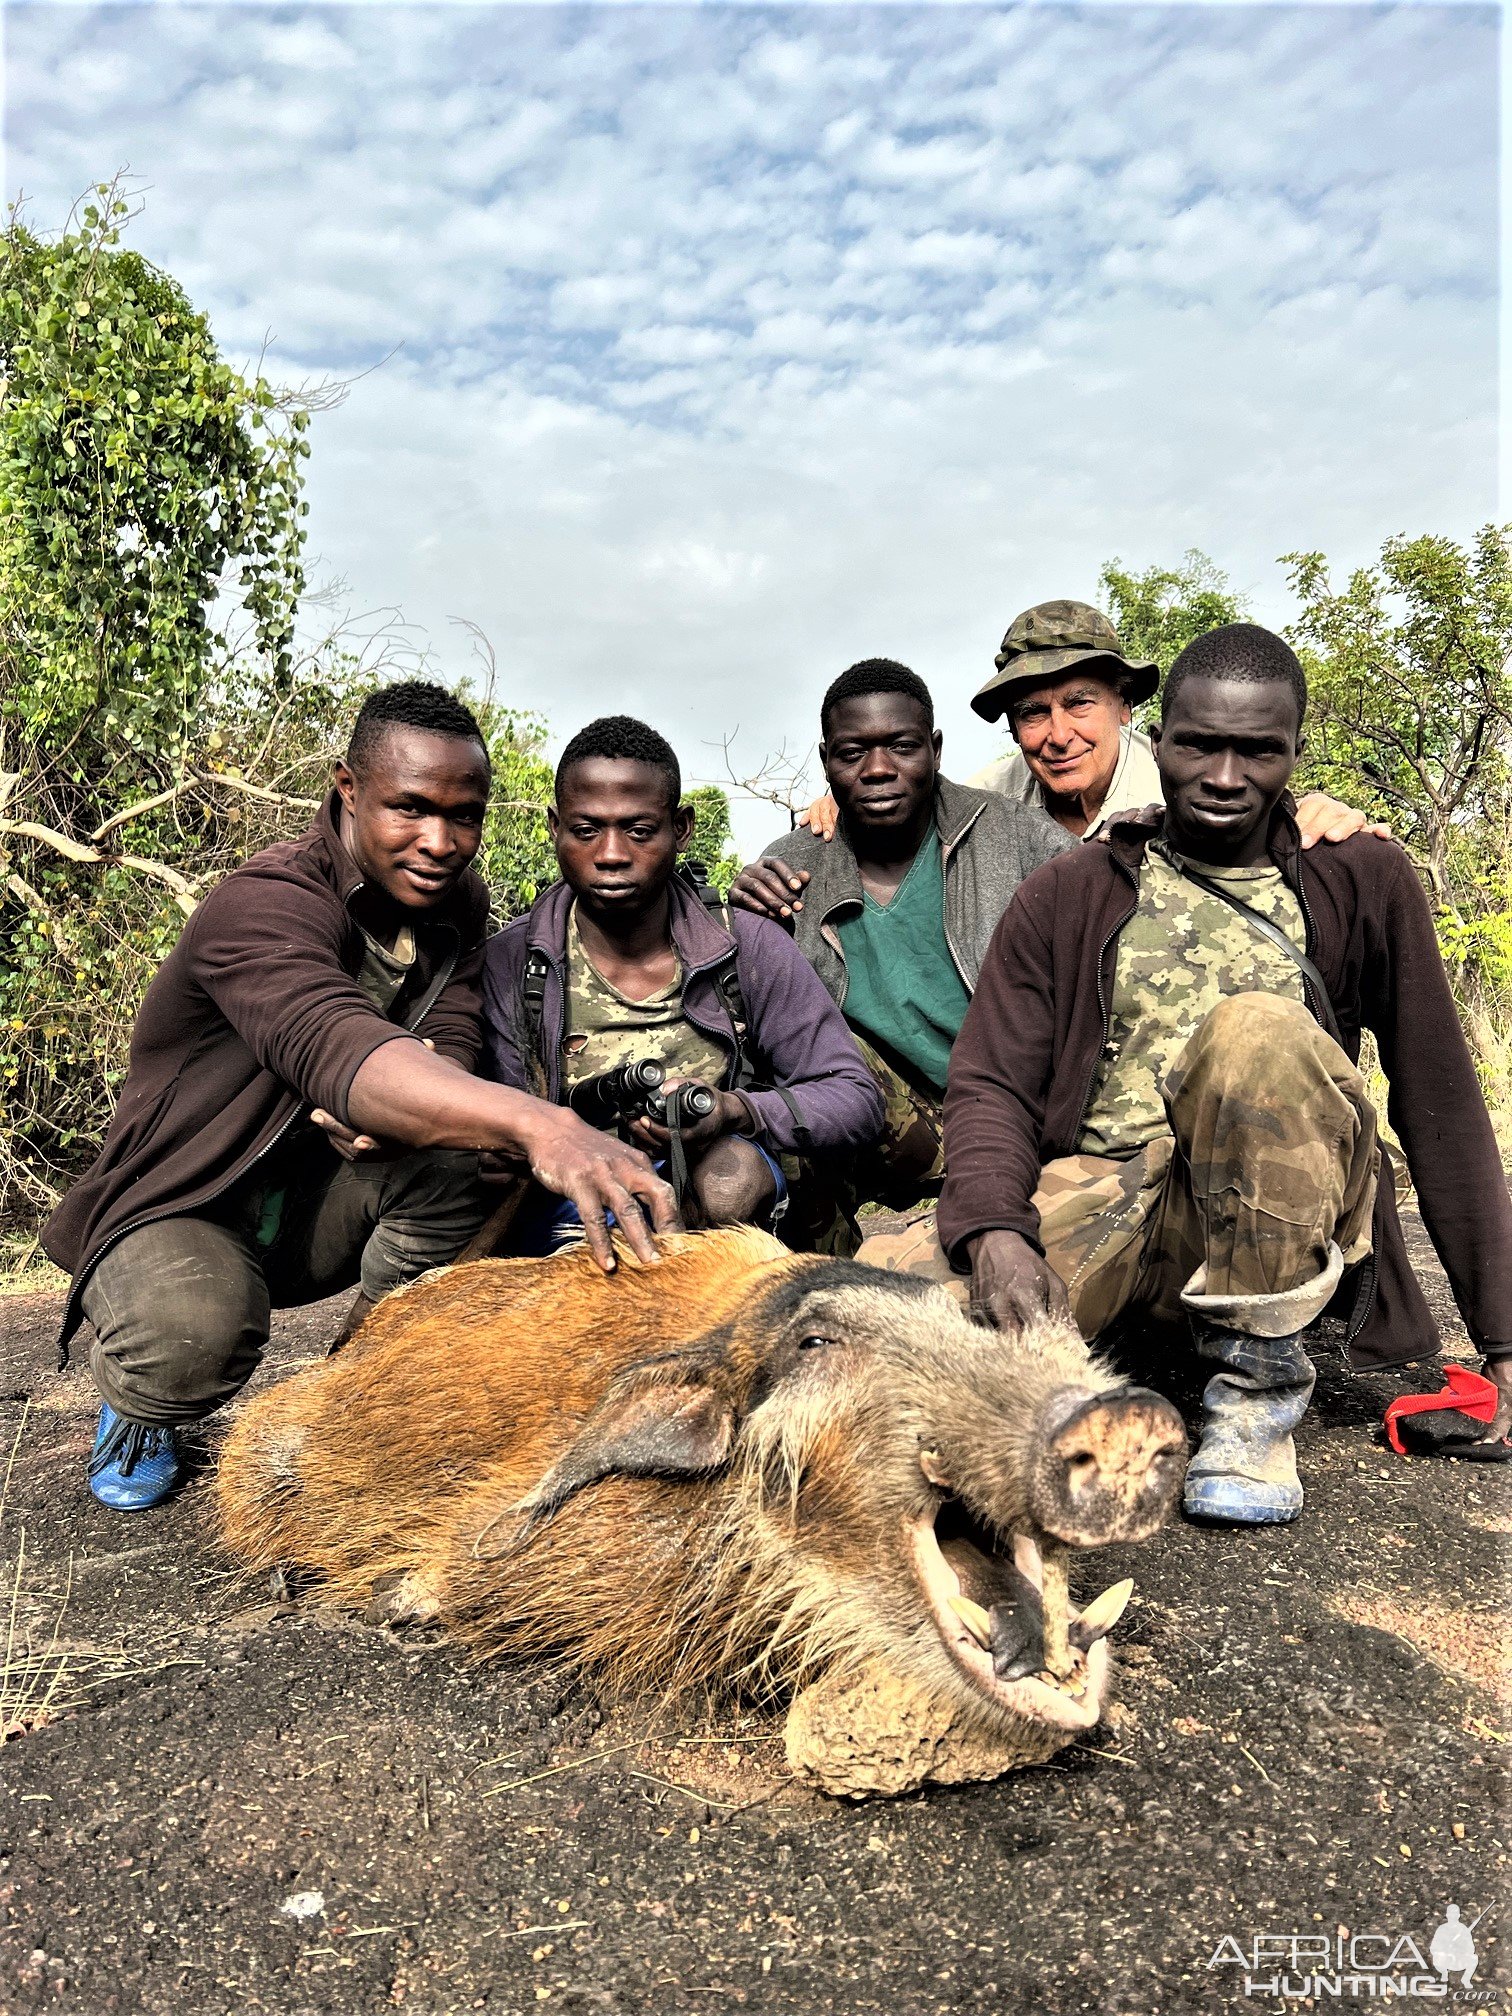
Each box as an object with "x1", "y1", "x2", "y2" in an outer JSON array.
[{"x1": 88, "y1": 1405, "x2": 182, "y2": 1511}]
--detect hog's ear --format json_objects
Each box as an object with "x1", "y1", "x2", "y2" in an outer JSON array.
[{"x1": 472, "y1": 1349, "x2": 738, "y2": 1560}]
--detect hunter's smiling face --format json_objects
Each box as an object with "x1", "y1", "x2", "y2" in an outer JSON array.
[
  {"x1": 335, "y1": 726, "x2": 491, "y2": 912},
  {"x1": 1153, "y1": 675, "x2": 1304, "y2": 866}
]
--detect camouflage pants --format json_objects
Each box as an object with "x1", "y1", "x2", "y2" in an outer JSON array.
[
  {"x1": 858, "y1": 993, "x2": 1380, "y2": 1342},
  {"x1": 780, "y1": 1035, "x2": 945, "y2": 1257}
]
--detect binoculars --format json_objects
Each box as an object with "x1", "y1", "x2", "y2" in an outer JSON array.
[{"x1": 568, "y1": 1057, "x2": 718, "y2": 1133}]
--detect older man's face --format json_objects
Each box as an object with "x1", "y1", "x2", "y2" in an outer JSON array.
[{"x1": 1009, "y1": 670, "x2": 1131, "y2": 805}]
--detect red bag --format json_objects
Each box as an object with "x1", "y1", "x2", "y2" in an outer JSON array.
[{"x1": 1383, "y1": 1365, "x2": 1508, "y2": 1461}]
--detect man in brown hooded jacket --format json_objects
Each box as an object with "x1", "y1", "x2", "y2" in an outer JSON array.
[
  {"x1": 45, "y1": 681, "x2": 676, "y2": 1512},
  {"x1": 875, "y1": 626, "x2": 1512, "y2": 1523}
]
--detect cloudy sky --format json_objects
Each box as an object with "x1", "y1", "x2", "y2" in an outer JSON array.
[{"x1": 4, "y1": 2, "x2": 1499, "y2": 847}]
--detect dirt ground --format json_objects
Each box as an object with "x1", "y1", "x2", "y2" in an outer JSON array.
[{"x1": 0, "y1": 1204, "x2": 1507, "y2": 2016}]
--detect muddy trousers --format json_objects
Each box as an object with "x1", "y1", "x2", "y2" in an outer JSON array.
[
  {"x1": 860, "y1": 993, "x2": 1379, "y2": 1343},
  {"x1": 81, "y1": 1146, "x2": 490, "y2": 1429}
]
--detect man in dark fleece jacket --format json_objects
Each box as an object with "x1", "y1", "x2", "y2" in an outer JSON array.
[
  {"x1": 45, "y1": 684, "x2": 676, "y2": 1514},
  {"x1": 482, "y1": 717, "x2": 882, "y2": 1245},
  {"x1": 905, "y1": 626, "x2": 1510, "y2": 1526}
]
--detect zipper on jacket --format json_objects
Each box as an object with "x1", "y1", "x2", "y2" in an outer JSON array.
[
  {"x1": 939, "y1": 802, "x2": 984, "y2": 992},
  {"x1": 1071, "y1": 865, "x2": 1140, "y2": 1147}
]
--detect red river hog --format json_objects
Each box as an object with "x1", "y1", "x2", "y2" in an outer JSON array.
[{"x1": 215, "y1": 1227, "x2": 1186, "y2": 1797}]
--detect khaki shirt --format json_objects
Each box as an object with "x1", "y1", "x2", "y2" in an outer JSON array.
[{"x1": 967, "y1": 726, "x2": 1163, "y2": 837}]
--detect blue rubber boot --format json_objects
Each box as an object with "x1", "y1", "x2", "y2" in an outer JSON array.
[
  {"x1": 1182, "y1": 1322, "x2": 1316, "y2": 1526},
  {"x1": 88, "y1": 1404, "x2": 183, "y2": 1511}
]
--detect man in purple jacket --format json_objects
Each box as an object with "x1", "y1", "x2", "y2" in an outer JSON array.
[
  {"x1": 482, "y1": 716, "x2": 883, "y2": 1242},
  {"x1": 45, "y1": 684, "x2": 677, "y2": 1514}
]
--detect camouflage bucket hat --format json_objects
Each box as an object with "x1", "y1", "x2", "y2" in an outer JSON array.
[{"x1": 970, "y1": 598, "x2": 1160, "y2": 723}]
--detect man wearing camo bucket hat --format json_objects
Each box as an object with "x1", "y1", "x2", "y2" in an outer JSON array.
[
  {"x1": 799, "y1": 597, "x2": 1375, "y2": 851},
  {"x1": 963, "y1": 598, "x2": 1164, "y2": 837}
]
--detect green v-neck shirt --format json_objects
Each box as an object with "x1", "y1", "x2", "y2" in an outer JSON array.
[{"x1": 836, "y1": 826, "x2": 970, "y2": 1097}]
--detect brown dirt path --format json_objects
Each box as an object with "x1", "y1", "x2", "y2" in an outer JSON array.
[{"x1": 0, "y1": 1202, "x2": 1506, "y2": 2015}]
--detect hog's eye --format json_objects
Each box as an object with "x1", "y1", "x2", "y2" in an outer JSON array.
[{"x1": 798, "y1": 1334, "x2": 835, "y2": 1352}]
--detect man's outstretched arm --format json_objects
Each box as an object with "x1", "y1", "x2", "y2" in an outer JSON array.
[{"x1": 343, "y1": 1038, "x2": 677, "y2": 1274}]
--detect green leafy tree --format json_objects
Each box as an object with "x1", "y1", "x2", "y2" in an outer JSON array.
[
  {"x1": 0, "y1": 184, "x2": 316, "y2": 1222},
  {"x1": 0, "y1": 183, "x2": 308, "y2": 814},
  {"x1": 685, "y1": 784, "x2": 742, "y2": 898},
  {"x1": 1283, "y1": 527, "x2": 1512, "y2": 1097},
  {"x1": 1097, "y1": 550, "x2": 1250, "y2": 685},
  {"x1": 1283, "y1": 528, "x2": 1512, "y2": 908}
]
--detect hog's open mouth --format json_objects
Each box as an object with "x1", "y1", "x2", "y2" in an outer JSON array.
[{"x1": 909, "y1": 1497, "x2": 1120, "y2": 1733}]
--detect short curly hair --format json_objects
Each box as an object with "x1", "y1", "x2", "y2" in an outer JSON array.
[
  {"x1": 556, "y1": 715, "x2": 682, "y2": 809},
  {"x1": 821, "y1": 659, "x2": 935, "y2": 736},
  {"x1": 346, "y1": 680, "x2": 488, "y2": 776},
  {"x1": 1162, "y1": 625, "x2": 1308, "y2": 730}
]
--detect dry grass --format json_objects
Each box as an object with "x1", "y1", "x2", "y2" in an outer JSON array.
[
  {"x1": 1, "y1": 1403, "x2": 72, "y2": 1738},
  {"x1": 0, "y1": 1402, "x2": 175, "y2": 1741},
  {"x1": 0, "y1": 1234, "x2": 67, "y2": 1300}
]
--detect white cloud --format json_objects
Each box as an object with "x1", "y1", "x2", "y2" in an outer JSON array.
[{"x1": 3, "y1": 1, "x2": 1497, "y2": 849}]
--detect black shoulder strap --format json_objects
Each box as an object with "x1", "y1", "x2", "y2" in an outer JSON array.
[
  {"x1": 710, "y1": 935, "x2": 759, "y2": 1093},
  {"x1": 522, "y1": 948, "x2": 552, "y2": 1087},
  {"x1": 1169, "y1": 860, "x2": 1343, "y2": 1044},
  {"x1": 705, "y1": 899, "x2": 762, "y2": 1088}
]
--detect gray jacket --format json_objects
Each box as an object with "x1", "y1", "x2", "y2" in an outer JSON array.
[{"x1": 760, "y1": 777, "x2": 1073, "y2": 1007}]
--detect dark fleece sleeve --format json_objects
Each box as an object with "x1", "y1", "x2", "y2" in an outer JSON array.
[
  {"x1": 478, "y1": 925, "x2": 531, "y2": 1093},
  {"x1": 186, "y1": 868, "x2": 418, "y2": 1125},
  {"x1": 936, "y1": 862, "x2": 1065, "y2": 1266},
  {"x1": 1367, "y1": 849, "x2": 1512, "y2": 1350},
  {"x1": 734, "y1": 917, "x2": 885, "y2": 1154}
]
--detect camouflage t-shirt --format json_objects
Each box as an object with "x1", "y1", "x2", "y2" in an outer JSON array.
[
  {"x1": 561, "y1": 906, "x2": 728, "y2": 1098},
  {"x1": 1077, "y1": 841, "x2": 1306, "y2": 1157}
]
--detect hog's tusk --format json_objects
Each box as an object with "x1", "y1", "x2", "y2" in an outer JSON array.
[
  {"x1": 1072, "y1": 1577, "x2": 1134, "y2": 1647},
  {"x1": 947, "y1": 1594, "x2": 992, "y2": 1649},
  {"x1": 920, "y1": 1446, "x2": 953, "y2": 1489},
  {"x1": 1038, "y1": 1541, "x2": 1074, "y2": 1678}
]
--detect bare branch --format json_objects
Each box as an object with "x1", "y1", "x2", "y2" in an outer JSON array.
[
  {"x1": 193, "y1": 769, "x2": 321, "y2": 812},
  {"x1": 0, "y1": 819, "x2": 199, "y2": 915},
  {"x1": 90, "y1": 780, "x2": 189, "y2": 844},
  {"x1": 4, "y1": 870, "x2": 69, "y2": 957},
  {"x1": 703, "y1": 732, "x2": 816, "y2": 830}
]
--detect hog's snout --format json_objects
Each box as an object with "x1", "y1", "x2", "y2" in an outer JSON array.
[{"x1": 1028, "y1": 1386, "x2": 1188, "y2": 1547}]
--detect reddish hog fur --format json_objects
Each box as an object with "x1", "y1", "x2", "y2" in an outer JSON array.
[{"x1": 216, "y1": 1228, "x2": 1185, "y2": 1736}]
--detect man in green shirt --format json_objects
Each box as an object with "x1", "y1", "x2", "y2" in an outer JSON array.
[
  {"x1": 834, "y1": 822, "x2": 969, "y2": 1104},
  {"x1": 730, "y1": 660, "x2": 1071, "y2": 1229}
]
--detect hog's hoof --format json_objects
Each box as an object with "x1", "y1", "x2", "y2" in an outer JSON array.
[{"x1": 784, "y1": 1658, "x2": 1075, "y2": 1799}]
